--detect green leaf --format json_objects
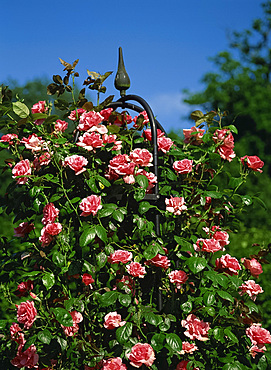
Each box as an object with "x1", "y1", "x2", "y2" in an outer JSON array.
[
  {"x1": 166, "y1": 333, "x2": 182, "y2": 352},
  {"x1": 112, "y1": 209, "x2": 125, "y2": 223},
  {"x1": 181, "y1": 301, "x2": 192, "y2": 313},
  {"x1": 203, "y1": 291, "x2": 216, "y2": 306},
  {"x1": 12, "y1": 101, "x2": 30, "y2": 118},
  {"x1": 42, "y1": 272, "x2": 55, "y2": 290},
  {"x1": 143, "y1": 242, "x2": 159, "y2": 260},
  {"x1": 99, "y1": 203, "x2": 117, "y2": 217},
  {"x1": 138, "y1": 201, "x2": 152, "y2": 214},
  {"x1": 134, "y1": 188, "x2": 146, "y2": 201},
  {"x1": 228, "y1": 177, "x2": 243, "y2": 189},
  {"x1": 144, "y1": 312, "x2": 163, "y2": 326},
  {"x1": 245, "y1": 301, "x2": 259, "y2": 313},
  {"x1": 53, "y1": 307, "x2": 73, "y2": 326},
  {"x1": 118, "y1": 293, "x2": 131, "y2": 307},
  {"x1": 136, "y1": 174, "x2": 149, "y2": 190},
  {"x1": 227, "y1": 125, "x2": 238, "y2": 134},
  {"x1": 217, "y1": 290, "x2": 234, "y2": 303},
  {"x1": 213, "y1": 327, "x2": 225, "y2": 343},
  {"x1": 187, "y1": 257, "x2": 207, "y2": 273},
  {"x1": 79, "y1": 227, "x2": 96, "y2": 247},
  {"x1": 70, "y1": 197, "x2": 81, "y2": 204},
  {"x1": 224, "y1": 328, "x2": 238, "y2": 344},
  {"x1": 116, "y1": 322, "x2": 133, "y2": 345},
  {"x1": 204, "y1": 190, "x2": 222, "y2": 199},
  {"x1": 222, "y1": 362, "x2": 243, "y2": 370},
  {"x1": 95, "y1": 225, "x2": 108, "y2": 242},
  {"x1": 99, "y1": 291, "x2": 119, "y2": 307},
  {"x1": 96, "y1": 252, "x2": 107, "y2": 269},
  {"x1": 52, "y1": 251, "x2": 65, "y2": 267},
  {"x1": 151, "y1": 333, "x2": 165, "y2": 351},
  {"x1": 38, "y1": 329, "x2": 52, "y2": 344},
  {"x1": 159, "y1": 317, "x2": 171, "y2": 331}
]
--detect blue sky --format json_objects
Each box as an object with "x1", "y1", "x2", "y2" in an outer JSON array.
[{"x1": 1, "y1": 0, "x2": 264, "y2": 132}]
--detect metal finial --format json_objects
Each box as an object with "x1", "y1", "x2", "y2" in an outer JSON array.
[{"x1": 114, "y1": 47, "x2": 131, "y2": 97}]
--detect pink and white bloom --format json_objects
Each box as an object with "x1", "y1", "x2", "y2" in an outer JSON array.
[
  {"x1": 212, "y1": 229, "x2": 230, "y2": 248},
  {"x1": 103, "y1": 134, "x2": 122, "y2": 151},
  {"x1": 145, "y1": 254, "x2": 171, "y2": 269},
  {"x1": 183, "y1": 126, "x2": 205, "y2": 145},
  {"x1": 77, "y1": 132, "x2": 103, "y2": 151},
  {"x1": 10, "y1": 323, "x2": 24, "y2": 344},
  {"x1": 42, "y1": 203, "x2": 59, "y2": 225},
  {"x1": 102, "y1": 357, "x2": 127, "y2": 370},
  {"x1": 127, "y1": 343, "x2": 155, "y2": 368},
  {"x1": 31, "y1": 100, "x2": 47, "y2": 114},
  {"x1": 133, "y1": 110, "x2": 149, "y2": 127},
  {"x1": 108, "y1": 250, "x2": 133, "y2": 264},
  {"x1": 129, "y1": 148, "x2": 153, "y2": 167},
  {"x1": 168, "y1": 270, "x2": 188, "y2": 288},
  {"x1": 165, "y1": 196, "x2": 187, "y2": 215},
  {"x1": 61, "y1": 311, "x2": 83, "y2": 337},
  {"x1": 11, "y1": 344, "x2": 39, "y2": 369},
  {"x1": 100, "y1": 107, "x2": 113, "y2": 121},
  {"x1": 158, "y1": 136, "x2": 174, "y2": 153},
  {"x1": 103, "y1": 312, "x2": 126, "y2": 330},
  {"x1": 39, "y1": 227, "x2": 53, "y2": 247},
  {"x1": 194, "y1": 238, "x2": 222, "y2": 253},
  {"x1": 21, "y1": 133, "x2": 45, "y2": 152},
  {"x1": 64, "y1": 155, "x2": 88, "y2": 175},
  {"x1": 12, "y1": 159, "x2": 31, "y2": 185},
  {"x1": 143, "y1": 128, "x2": 165, "y2": 142},
  {"x1": 239, "y1": 280, "x2": 263, "y2": 301},
  {"x1": 0, "y1": 133, "x2": 18, "y2": 145},
  {"x1": 213, "y1": 129, "x2": 234, "y2": 148},
  {"x1": 218, "y1": 145, "x2": 236, "y2": 162},
  {"x1": 241, "y1": 155, "x2": 264, "y2": 173},
  {"x1": 78, "y1": 111, "x2": 104, "y2": 131},
  {"x1": 242, "y1": 258, "x2": 263, "y2": 278},
  {"x1": 44, "y1": 222, "x2": 62, "y2": 236},
  {"x1": 215, "y1": 254, "x2": 241, "y2": 275},
  {"x1": 173, "y1": 159, "x2": 193, "y2": 174},
  {"x1": 126, "y1": 262, "x2": 146, "y2": 278},
  {"x1": 246, "y1": 324, "x2": 271, "y2": 346},
  {"x1": 109, "y1": 154, "x2": 135, "y2": 176},
  {"x1": 79, "y1": 195, "x2": 102, "y2": 217},
  {"x1": 82, "y1": 273, "x2": 94, "y2": 287},
  {"x1": 68, "y1": 108, "x2": 86, "y2": 121},
  {"x1": 14, "y1": 222, "x2": 35, "y2": 237},
  {"x1": 16, "y1": 300, "x2": 37, "y2": 329},
  {"x1": 55, "y1": 119, "x2": 68, "y2": 132},
  {"x1": 33, "y1": 151, "x2": 51, "y2": 170},
  {"x1": 181, "y1": 314, "x2": 210, "y2": 341},
  {"x1": 179, "y1": 341, "x2": 198, "y2": 355}
]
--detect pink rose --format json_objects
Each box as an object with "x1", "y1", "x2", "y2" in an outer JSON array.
[
  {"x1": 109, "y1": 154, "x2": 135, "y2": 176},
  {"x1": 64, "y1": 155, "x2": 88, "y2": 175},
  {"x1": 115, "y1": 275, "x2": 135, "y2": 296},
  {"x1": 239, "y1": 280, "x2": 263, "y2": 301},
  {"x1": 133, "y1": 110, "x2": 149, "y2": 128},
  {"x1": 78, "y1": 111, "x2": 104, "y2": 131},
  {"x1": 100, "y1": 108, "x2": 113, "y2": 121},
  {"x1": 33, "y1": 152, "x2": 51, "y2": 170},
  {"x1": 136, "y1": 169, "x2": 157, "y2": 192},
  {"x1": 68, "y1": 108, "x2": 86, "y2": 121},
  {"x1": 15, "y1": 280, "x2": 33, "y2": 298},
  {"x1": 45, "y1": 222, "x2": 62, "y2": 236},
  {"x1": 102, "y1": 357, "x2": 127, "y2": 370},
  {"x1": 82, "y1": 273, "x2": 94, "y2": 287},
  {"x1": 0, "y1": 133, "x2": 18, "y2": 145},
  {"x1": 165, "y1": 196, "x2": 187, "y2": 215},
  {"x1": 168, "y1": 270, "x2": 188, "y2": 289},
  {"x1": 113, "y1": 111, "x2": 133, "y2": 127},
  {"x1": 212, "y1": 228, "x2": 230, "y2": 248},
  {"x1": 213, "y1": 129, "x2": 234, "y2": 148},
  {"x1": 31, "y1": 100, "x2": 47, "y2": 113},
  {"x1": 103, "y1": 312, "x2": 126, "y2": 330},
  {"x1": 10, "y1": 323, "x2": 24, "y2": 344},
  {"x1": 11, "y1": 344, "x2": 39, "y2": 369},
  {"x1": 21, "y1": 133, "x2": 45, "y2": 152},
  {"x1": 16, "y1": 300, "x2": 37, "y2": 329},
  {"x1": 215, "y1": 254, "x2": 241, "y2": 275},
  {"x1": 55, "y1": 119, "x2": 68, "y2": 132},
  {"x1": 181, "y1": 314, "x2": 210, "y2": 341},
  {"x1": 194, "y1": 238, "x2": 222, "y2": 253},
  {"x1": 79, "y1": 195, "x2": 102, "y2": 217},
  {"x1": 176, "y1": 360, "x2": 199, "y2": 370},
  {"x1": 145, "y1": 254, "x2": 171, "y2": 269},
  {"x1": 76, "y1": 132, "x2": 103, "y2": 151},
  {"x1": 39, "y1": 227, "x2": 53, "y2": 247},
  {"x1": 103, "y1": 134, "x2": 122, "y2": 151},
  {"x1": 61, "y1": 310, "x2": 83, "y2": 337},
  {"x1": 173, "y1": 159, "x2": 193, "y2": 174},
  {"x1": 242, "y1": 258, "x2": 263, "y2": 278},
  {"x1": 12, "y1": 159, "x2": 31, "y2": 184},
  {"x1": 127, "y1": 343, "x2": 155, "y2": 368},
  {"x1": 108, "y1": 250, "x2": 133, "y2": 264},
  {"x1": 218, "y1": 145, "x2": 236, "y2": 162},
  {"x1": 143, "y1": 128, "x2": 165, "y2": 142},
  {"x1": 246, "y1": 324, "x2": 271, "y2": 346},
  {"x1": 241, "y1": 155, "x2": 264, "y2": 173},
  {"x1": 249, "y1": 344, "x2": 267, "y2": 358},
  {"x1": 14, "y1": 222, "x2": 35, "y2": 237},
  {"x1": 42, "y1": 203, "x2": 59, "y2": 225},
  {"x1": 183, "y1": 126, "x2": 204, "y2": 145},
  {"x1": 126, "y1": 262, "x2": 146, "y2": 278},
  {"x1": 158, "y1": 136, "x2": 174, "y2": 153},
  {"x1": 129, "y1": 148, "x2": 153, "y2": 167},
  {"x1": 179, "y1": 341, "x2": 198, "y2": 355}
]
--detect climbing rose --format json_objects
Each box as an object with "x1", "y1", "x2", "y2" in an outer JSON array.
[
  {"x1": 61, "y1": 311, "x2": 83, "y2": 337},
  {"x1": 16, "y1": 300, "x2": 37, "y2": 329},
  {"x1": 181, "y1": 314, "x2": 210, "y2": 341},
  {"x1": 168, "y1": 270, "x2": 188, "y2": 288},
  {"x1": 103, "y1": 133, "x2": 122, "y2": 151},
  {"x1": 78, "y1": 111, "x2": 104, "y2": 131},
  {"x1": 42, "y1": 203, "x2": 59, "y2": 225},
  {"x1": 15, "y1": 280, "x2": 34, "y2": 298},
  {"x1": 133, "y1": 110, "x2": 149, "y2": 127},
  {"x1": 21, "y1": 133, "x2": 45, "y2": 152},
  {"x1": 108, "y1": 250, "x2": 133, "y2": 264},
  {"x1": 127, "y1": 343, "x2": 155, "y2": 368},
  {"x1": 14, "y1": 222, "x2": 35, "y2": 237},
  {"x1": 103, "y1": 312, "x2": 126, "y2": 330},
  {"x1": 39, "y1": 227, "x2": 53, "y2": 247},
  {"x1": 242, "y1": 258, "x2": 263, "y2": 278},
  {"x1": 100, "y1": 107, "x2": 113, "y2": 121},
  {"x1": 79, "y1": 195, "x2": 102, "y2": 217},
  {"x1": 165, "y1": 196, "x2": 187, "y2": 215},
  {"x1": 0, "y1": 133, "x2": 18, "y2": 144},
  {"x1": 44, "y1": 222, "x2": 62, "y2": 236},
  {"x1": 145, "y1": 254, "x2": 171, "y2": 269},
  {"x1": 82, "y1": 273, "x2": 94, "y2": 287},
  {"x1": 215, "y1": 254, "x2": 241, "y2": 275},
  {"x1": 183, "y1": 126, "x2": 204, "y2": 145},
  {"x1": 239, "y1": 280, "x2": 263, "y2": 301},
  {"x1": 158, "y1": 136, "x2": 174, "y2": 153},
  {"x1": 129, "y1": 148, "x2": 153, "y2": 167},
  {"x1": 33, "y1": 151, "x2": 51, "y2": 169},
  {"x1": 213, "y1": 129, "x2": 234, "y2": 148},
  {"x1": 126, "y1": 262, "x2": 146, "y2": 278},
  {"x1": 31, "y1": 100, "x2": 47, "y2": 113},
  {"x1": 68, "y1": 108, "x2": 86, "y2": 121},
  {"x1": 179, "y1": 342, "x2": 198, "y2": 355},
  {"x1": 77, "y1": 132, "x2": 103, "y2": 151},
  {"x1": 55, "y1": 119, "x2": 68, "y2": 132},
  {"x1": 241, "y1": 155, "x2": 264, "y2": 173},
  {"x1": 218, "y1": 145, "x2": 236, "y2": 162},
  {"x1": 212, "y1": 228, "x2": 230, "y2": 248},
  {"x1": 194, "y1": 238, "x2": 222, "y2": 253},
  {"x1": 173, "y1": 159, "x2": 193, "y2": 174},
  {"x1": 10, "y1": 323, "x2": 24, "y2": 343},
  {"x1": 64, "y1": 155, "x2": 88, "y2": 175},
  {"x1": 12, "y1": 159, "x2": 31, "y2": 184},
  {"x1": 109, "y1": 154, "x2": 135, "y2": 176},
  {"x1": 143, "y1": 128, "x2": 165, "y2": 142},
  {"x1": 102, "y1": 357, "x2": 127, "y2": 370},
  {"x1": 11, "y1": 344, "x2": 39, "y2": 369},
  {"x1": 176, "y1": 360, "x2": 199, "y2": 370},
  {"x1": 246, "y1": 324, "x2": 271, "y2": 346}
]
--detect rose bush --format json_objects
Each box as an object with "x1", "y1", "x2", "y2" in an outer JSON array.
[{"x1": 0, "y1": 59, "x2": 270, "y2": 369}]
